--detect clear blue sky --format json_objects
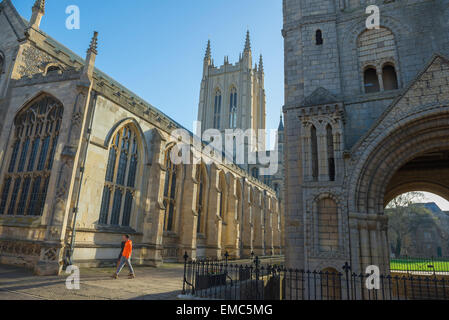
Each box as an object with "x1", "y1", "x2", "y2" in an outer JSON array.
[{"x1": 13, "y1": 0, "x2": 284, "y2": 142}]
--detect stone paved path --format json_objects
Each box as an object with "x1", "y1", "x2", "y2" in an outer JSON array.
[
  {"x1": 0, "y1": 263, "x2": 185, "y2": 300},
  {"x1": 0, "y1": 256, "x2": 284, "y2": 300}
]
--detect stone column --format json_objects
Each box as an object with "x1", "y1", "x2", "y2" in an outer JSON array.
[
  {"x1": 223, "y1": 188, "x2": 239, "y2": 258},
  {"x1": 378, "y1": 215, "x2": 390, "y2": 275},
  {"x1": 253, "y1": 194, "x2": 264, "y2": 256},
  {"x1": 242, "y1": 189, "x2": 253, "y2": 258},
  {"x1": 368, "y1": 217, "x2": 379, "y2": 269},
  {"x1": 205, "y1": 167, "x2": 222, "y2": 258},
  {"x1": 377, "y1": 69, "x2": 384, "y2": 92},
  {"x1": 358, "y1": 220, "x2": 371, "y2": 271},
  {"x1": 265, "y1": 209, "x2": 274, "y2": 256},
  {"x1": 272, "y1": 209, "x2": 278, "y2": 255},
  {"x1": 140, "y1": 131, "x2": 167, "y2": 267},
  {"x1": 177, "y1": 164, "x2": 198, "y2": 261}
]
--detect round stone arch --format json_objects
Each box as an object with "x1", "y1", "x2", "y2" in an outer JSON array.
[
  {"x1": 342, "y1": 15, "x2": 407, "y2": 55},
  {"x1": 384, "y1": 181, "x2": 449, "y2": 208},
  {"x1": 349, "y1": 107, "x2": 449, "y2": 215},
  {"x1": 340, "y1": 15, "x2": 407, "y2": 93}
]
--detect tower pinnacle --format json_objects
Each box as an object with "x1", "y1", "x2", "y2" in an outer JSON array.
[
  {"x1": 88, "y1": 31, "x2": 99, "y2": 55},
  {"x1": 259, "y1": 54, "x2": 264, "y2": 73},
  {"x1": 30, "y1": 0, "x2": 46, "y2": 29},
  {"x1": 83, "y1": 31, "x2": 99, "y2": 81},
  {"x1": 205, "y1": 39, "x2": 211, "y2": 61},
  {"x1": 244, "y1": 30, "x2": 251, "y2": 53},
  {"x1": 33, "y1": 0, "x2": 45, "y2": 13}
]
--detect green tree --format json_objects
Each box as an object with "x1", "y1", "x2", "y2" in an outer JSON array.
[{"x1": 386, "y1": 192, "x2": 439, "y2": 257}]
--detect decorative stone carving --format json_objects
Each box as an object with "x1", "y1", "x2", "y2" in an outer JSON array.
[{"x1": 18, "y1": 46, "x2": 57, "y2": 78}]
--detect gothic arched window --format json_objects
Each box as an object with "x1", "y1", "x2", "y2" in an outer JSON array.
[
  {"x1": 0, "y1": 95, "x2": 63, "y2": 216},
  {"x1": 382, "y1": 64, "x2": 398, "y2": 91},
  {"x1": 196, "y1": 165, "x2": 206, "y2": 233},
  {"x1": 311, "y1": 125, "x2": 318, "y2": 181},
  {"x1": 163, "y1": 148, "x2": 177, "y2": 231},
  {"x1": 326, "y1": 124, "x2": 335, "y2": 181},
  {"x1": 213, "y1": 90, "x2": 222, "y2": 129},
  {"x1": 99, "y1": 125, "x2": 139, "y2": 226},
  {"x1": 229, "y1": 87, "x2": 238, "y2": 128},
  {"x1": 364, "y1": 67, "x2": 380, "y2": 93}
]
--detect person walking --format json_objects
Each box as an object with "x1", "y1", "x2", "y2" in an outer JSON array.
[
  {"x1": 112, "y1": 234, "x2": 135, "y2": 279},
  {"x1": 116, "y1": 239, "x2": 126, "y2": 270}
]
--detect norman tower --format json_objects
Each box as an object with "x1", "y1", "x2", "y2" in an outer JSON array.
[{"x1": 283, "y1": 0, "x2": 449, "y2": 276}]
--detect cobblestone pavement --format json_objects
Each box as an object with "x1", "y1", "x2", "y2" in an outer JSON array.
[{"x1": 0, "y1": 256, "x2": 284, "y2": 300}]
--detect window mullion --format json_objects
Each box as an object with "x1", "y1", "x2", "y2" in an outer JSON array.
[{"x1": 106, "y1": 185, "x2": 114, "y2": 225}]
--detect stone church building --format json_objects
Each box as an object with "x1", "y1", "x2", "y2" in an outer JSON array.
[
  {"x1": 283, "y1": 0, "x2": 449, "y2": 275},
  {"x1": 0, "y1": 0, "x2": 282, "y2": 275}
]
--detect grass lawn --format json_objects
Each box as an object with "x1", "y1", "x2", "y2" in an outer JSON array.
[{"x1": 390, "y1": 258, "x2": 449, "y2": 272}]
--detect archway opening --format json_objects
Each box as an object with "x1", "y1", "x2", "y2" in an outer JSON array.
[{"x1": 384, "y1": 149, "x2": 449, "y2": 273}]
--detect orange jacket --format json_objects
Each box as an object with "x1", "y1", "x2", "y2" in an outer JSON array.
[{"x1": 122, "y1": 240, "x2": 133, "y2": 259}]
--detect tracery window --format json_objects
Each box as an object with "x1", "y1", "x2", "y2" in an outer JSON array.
[
  {"x1": 99, "y1": 125, "x2": 139, "y2": 226},
  {"x1": 213, "y1": 90, "x2": 222, "y2": 129},
  {"x1": 229, "y1": 88, "x2": 237, "y2": 128},
  {"x1": 163, "y1": 148, "x2": 177, "y2": 231},
  {"x1": 0, "y1": 95, "x2": 63, "y2": 216}
]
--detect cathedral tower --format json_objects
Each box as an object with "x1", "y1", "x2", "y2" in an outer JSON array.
[{"x1": 197, "y1": 31, "x2": 267, "y2": 164}]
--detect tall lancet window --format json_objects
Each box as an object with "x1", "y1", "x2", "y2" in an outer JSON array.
[
  {"x1": 99, "y1": 125, "x2": 139, "y2": 226},
  {"x1": 0, "y1": 55, "x2": 4, "y2": 81},
  {"x1": 311, "y1": 125, "x2": 318, "y2": 181},
  {"x1": 0, "y1": 95, "x2": 63, "y2": 216},
  {"x1": 229, "y1": 87, "x2": 238, "y2": 128},
  {"x1": 213, "y1": 90, "x2": 222, "y2": 129},
  {"x1": 326, "y1": 125, "x2": 335, "y2": 181},
  {"x1": 163, "y1": 148, "x2": 177, "y2": 231}
]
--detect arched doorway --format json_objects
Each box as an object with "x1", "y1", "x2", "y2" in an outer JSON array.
[{"x1": 349, "y1": 109, "x2": 449, "y2": 274}]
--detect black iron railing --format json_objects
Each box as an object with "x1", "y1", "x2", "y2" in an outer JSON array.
[{"x1": 182, "y1": 252, "x2": 449, "y2": 300}]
